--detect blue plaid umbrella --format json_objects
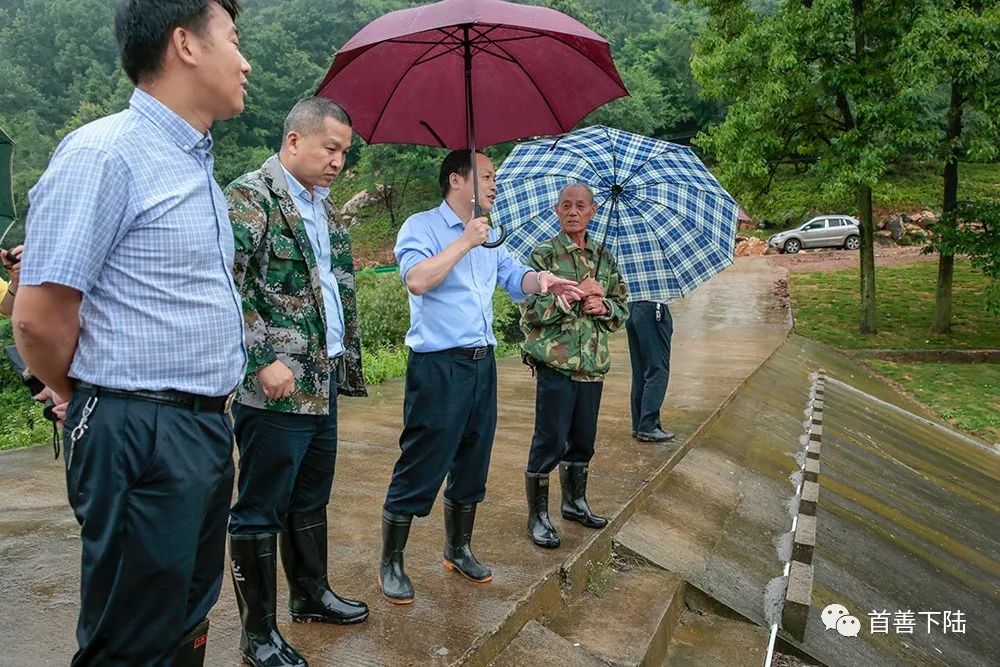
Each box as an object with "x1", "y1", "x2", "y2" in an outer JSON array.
[{"x1": 493, "y1": 125, "x2": 740, "y2": 301}]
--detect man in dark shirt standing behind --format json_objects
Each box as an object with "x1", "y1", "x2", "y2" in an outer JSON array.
[{"x1": 13, "y1": 1, "x2": 251, "y2": 664}]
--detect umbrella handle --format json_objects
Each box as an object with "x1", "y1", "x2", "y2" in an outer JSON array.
[{"x1": 481, "y1": 223, "x2": 507, "y2": 248}]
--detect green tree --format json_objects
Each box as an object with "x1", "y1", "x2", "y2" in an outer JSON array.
[
  {"x1": 926, "y1": 199, "x2": 1000, "y2": 315},
  {"x1": 692, "y1": 0, "x2": 929, "y2": 334},
  {"x1": 357, "y1": 145, "x2": 442, "y2": 226},
  {"x1": 907, "y1": 1, "x2": 1000, "y2": 334}
]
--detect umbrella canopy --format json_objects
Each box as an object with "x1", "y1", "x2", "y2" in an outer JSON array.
[
  {"x1": 316, "y1": 0, "x2": 627, "y2": 150},
  {"x1": 0, "y1": 126, "x2": 15, "y2": 233},
  {"x1": 492, "y1": 125, "x2": 741, "y2": 301}
]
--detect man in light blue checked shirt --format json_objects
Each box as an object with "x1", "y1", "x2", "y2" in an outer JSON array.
[{"x1": 13, "y1": 1, "x2": 251, "y2": 665}]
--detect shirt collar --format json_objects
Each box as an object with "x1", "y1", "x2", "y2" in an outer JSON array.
[
  {"x1": 439, "y1": 200, "x2": 466, "y2": 228},
  {"x1": 129, "y1": 88, "x2": 212, "y2": 154},
  {"x1": 279, "y1": 162, "x2": 330, "y2": 203},
  {"x1": 557, "y1": 229, "x2": 593, "y2": 254}
]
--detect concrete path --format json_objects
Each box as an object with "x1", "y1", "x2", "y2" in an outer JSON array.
[{"x1": 0, "y1": 258, "x2": 791, "y2": 666}]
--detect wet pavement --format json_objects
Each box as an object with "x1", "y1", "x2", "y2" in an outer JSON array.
[{"x1": 0, "y1": 258, "x2": 790, "y2": 667}]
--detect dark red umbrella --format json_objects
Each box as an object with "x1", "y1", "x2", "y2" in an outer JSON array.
[{"x1": 316, "y1": 0, "x2": 627, "y2": 245}]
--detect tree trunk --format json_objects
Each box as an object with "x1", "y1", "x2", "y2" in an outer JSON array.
[
  {"x1": 383, "y1": 186, "x2": 397, "y2": 226},
  {"x1": 857, "y1": 184, "x2": 877, "y2": 334},
  {"x1": 932, "y1": 82, "x2": 964, "y2": 334},
  {"x1": 851, "y1": 0, "x2": 876, "y2": 335}
]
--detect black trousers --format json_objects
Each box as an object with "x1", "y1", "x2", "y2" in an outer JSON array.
[
  {"x1": 62, "y1": 388, "x2": 234, "y2": 666},
  {"x1": 229, "y1": 380, "x2": 338, "y2": 536},
  {"x1": 625, "y1": 301, "x2": 674, "y2": 434},
  {"x1": 384, "y1": 349, "x2": 497, "y2": 517},
  {"x1": 527, "y1": 364, "x2": 604, "y2": 475}
]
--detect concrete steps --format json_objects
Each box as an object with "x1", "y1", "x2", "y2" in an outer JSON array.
[
  {"x1": 547, "y1": 563, "x2": 686, "y2": 666},
  {"x1": 664, "y1": 609, "x2": 769, "y2": 667},
  {"x1": 489, "y1": 620, "x2": 606, "y2": 667}
]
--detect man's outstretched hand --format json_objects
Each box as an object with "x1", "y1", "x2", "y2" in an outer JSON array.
[{"x1": 539, "y1": 271, "x2": 585, "y2": 302}]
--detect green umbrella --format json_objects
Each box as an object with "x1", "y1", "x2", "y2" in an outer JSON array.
[{"x1": 0, "y1": 125, "x2": 17, "y2": 246}]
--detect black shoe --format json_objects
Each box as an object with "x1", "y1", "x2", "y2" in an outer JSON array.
[
  {"x1": 559, "y1": 462, "x2": 608, "y2": 529},
  {"x1": 636, "y1": 427, "x2": 676, "y2": 442},
  {"x1": 229, "y1": 534, "x2": 308, "y2": 667},
  {"x1": 443, "y1": 499, "x2": 493, "y2": 582},
  {"x1": 379, "y1": 510, "x2": 414, "y2": 604},
  {"x1": 525, "y1": 472, "x2": 560, "y2": 549},
  {"x1": 280, "y1": 510, "x2": 369, "y2": 625}
]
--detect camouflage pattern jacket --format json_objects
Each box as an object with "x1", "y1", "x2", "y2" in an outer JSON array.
[
  {"x1": 226, "y1": 154, "x2": 366, "y2": 414},
  {"x1": 520, "y1": 231, "x2": 629, "y2": 382}
]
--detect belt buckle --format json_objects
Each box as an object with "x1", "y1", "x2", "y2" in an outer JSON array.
[
  {"x1": 224, "y1": 392, "x2": 236, "y2": 413},
  {"x1": 472, "y1": 347, "x2": 488, "y2": 360}
]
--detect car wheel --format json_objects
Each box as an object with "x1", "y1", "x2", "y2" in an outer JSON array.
[
  {"x1": 784, "y1": 239, "x2": 801, "y2": 254},
  {"x1": 844, "y1": 235, "x2": 860, "y2": 250}
]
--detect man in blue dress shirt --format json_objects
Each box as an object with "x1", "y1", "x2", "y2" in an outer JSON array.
[
  {"x1": 13, "y1": 1, "x2": 251, "y2": 664},
  {"x1": 378, "y1": 150, "x2": 583, "y2": 604}
]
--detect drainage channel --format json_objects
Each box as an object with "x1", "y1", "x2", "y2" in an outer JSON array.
[{"x1": 766, "y1": 371, "x2": 825, "y2": 666}]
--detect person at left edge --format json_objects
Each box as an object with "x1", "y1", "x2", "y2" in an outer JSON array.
[
  {"x1": 13, "y1": 1, "x2": 251, "y2": 665},
  {"x1": 225, "y1": 98, "x2": 369, "y2": 667}
]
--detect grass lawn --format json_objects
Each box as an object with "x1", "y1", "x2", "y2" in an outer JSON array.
[
  {"x1": 788, "y1": 260, "x2": 1000, "y2": 350},
  {"x1": 863, "y1": 360, "x2": 1000, "y2": 444},
  {"x1": 790, "y1": 259, "x2": 1000, "y2": 443}
]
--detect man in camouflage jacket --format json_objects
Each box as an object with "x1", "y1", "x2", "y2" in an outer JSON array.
[
  {"x1": 520, "y1": 183, "x2": 629, "y2": 550},
  {"x1": 225, "y1": 98, "x2": 368, "y2": 667}
]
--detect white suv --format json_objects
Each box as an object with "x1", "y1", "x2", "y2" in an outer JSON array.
[{"x1": 767, "y1": 216, "x2": 861, "y2": 254}]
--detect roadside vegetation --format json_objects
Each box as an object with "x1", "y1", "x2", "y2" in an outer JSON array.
[{"x1": 789, "y1": 260, "x2": 999, "y2": 444}]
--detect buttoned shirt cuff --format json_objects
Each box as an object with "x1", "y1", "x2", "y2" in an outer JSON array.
[
  {"x1": 506, "y1": 266, "x2": 532, "y2": 302},
  {"x1": 247, "y1": 344, "x2": 278, "y2": 375}
]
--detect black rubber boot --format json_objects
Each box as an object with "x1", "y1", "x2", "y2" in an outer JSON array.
[
  {"x1": 229, "y1": 534, "x2": 307, "y2": 667},
  {"x1": 173, "y1": 618, "x2": 209, "y2": 667},
  {"x1": 559, "y1": 462, "x2": 608, "y2": 529},
  {"x1": 280, "y1": 510, "x2": 369, "y2": 624},
  {"x1": 442, "y1": 499, "x2": 493, "y2": 582},
  {"x1": 378, "y1": 510, "x2": 414, "y2": 604},
  {"x1": 525, "y1": 472, "x2": 560, "y2": 549}
]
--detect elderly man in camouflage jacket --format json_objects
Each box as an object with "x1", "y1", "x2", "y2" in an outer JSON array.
[
  {"x1": 520, "y1": 183, "x2": 629, "y2": 549},
  {"x1": 225, "y1": 98, "x2": 368, "y2": 667}
]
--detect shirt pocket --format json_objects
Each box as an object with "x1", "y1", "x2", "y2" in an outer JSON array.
[
  {"x1": 266, "y1": 236, "x2": 311, "y2": 296},
  {"x1": 266, "y1": 324, "x2": 309, "y2": 355}
]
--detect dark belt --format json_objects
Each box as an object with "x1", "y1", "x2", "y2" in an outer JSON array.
[
  {"x1": 73, "y1": 381, "x2": 235, "y2": 413},
  {"x1": 442, "y1": 346, "x2": 493, "y2": 360}
]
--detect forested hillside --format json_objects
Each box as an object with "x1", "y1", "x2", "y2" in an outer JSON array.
[{"x1": 0, "y1": 0, "x2": 717, "y2": 237}]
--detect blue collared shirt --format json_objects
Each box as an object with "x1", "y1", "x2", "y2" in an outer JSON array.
[
  {"x1": 20, "y1": 88, "x2": 247, "y2": 396},
  {"x1": 395, "y1": 201, "x2": 532, "y2": 353},
  {"x1": 279, "y1": 163, "x2": 346, "y2": 358}
]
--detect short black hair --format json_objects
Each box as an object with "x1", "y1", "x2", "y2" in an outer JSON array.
[
  {"x1": 283, "y1": 98, "x2": 353, "y2": 141},
  {"x1": 115, "y1": 0, "x2": 243, "y2": 85},
  {"x1": 439, "y1": 149, "x2": 487, "y2": 199}
]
